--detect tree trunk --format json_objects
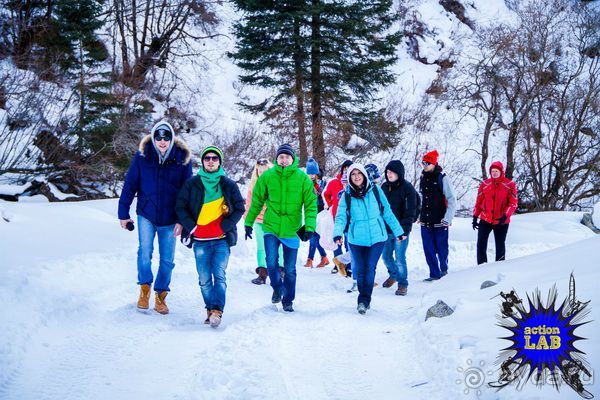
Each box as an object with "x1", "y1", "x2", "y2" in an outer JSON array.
[
  {"x1": 505, "y1": 124, "x2": 518, "y2": 179},
  {"x1": 310, "y1": 0, "x2": 326, "y2": 170},
  {"x1": 480, "y1": 111, "x2": 494, "y2": 179},
  {"x1": 293, "y1": 16, "x2": 307, "y2": 166}
]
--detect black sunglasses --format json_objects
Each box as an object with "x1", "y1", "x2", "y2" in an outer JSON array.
[
  {"x1": 204, "y1": 155, "x2": 220, "y2": 162},
  {"x1": 256, "y1": 158, "x2": 269, "y2": 165},
  {"x1": 154, "y1": 128, "x2": 172, "y2": 142}
]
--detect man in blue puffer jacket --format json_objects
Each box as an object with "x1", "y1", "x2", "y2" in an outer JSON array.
[
  {"x1": 332, "y1": 163, "x2": 404, "y2": 314},
  {"x1": 118, "y1": 120, "x2": 192, "y2": 314}
]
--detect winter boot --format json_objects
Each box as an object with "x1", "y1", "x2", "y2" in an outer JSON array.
[
  {"x1": 395, "y1": 285, "x2": 408, "y2": 296},
  {"x1": 272, "y1": 288, "x2": 283, "y2": 304},
  {"x1": 137, "y1": 284, "x2": 151, "y2": 309},
  {"x1": 346, "y1": 282, "x2": 357, "y2": 293},
  {"x1": 252, "y1": 267, "x2": 267, "y2": 285},
  {"x1": 357, "y1": 303, "x2": 368, "y2": 315},
  {"x1": 382, "y1": 277, "x2": 396, "y2": 288},
  {"x1": 333, "y1": 257, "x2": 346, "y2": 277},
  {"x1": 282, "y1": 303, "x2": 294, "y2": 312},
  {"x1": 304, "y1": 258, "x2": 313, "y2": 268},
  {"x1": 316, "y1": 256, "x2": 330, "y2": 268},
  {"x1": 204, "y1": 309, "x2": 210, "y2": 324},
  {"x1": 209, "y1": 309, "x2": 223, "y2": 328},
  {"x1": 154, "y1": 291, "x2": 169, "y2": 315}
]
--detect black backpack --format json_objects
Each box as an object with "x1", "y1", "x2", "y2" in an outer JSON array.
[{"x1": 343, "y1": 186, "x2": 385, "y2": 234}]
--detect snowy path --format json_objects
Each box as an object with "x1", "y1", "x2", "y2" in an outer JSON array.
[{"x1": 1, "y1": 199, "x2": 598, "y2": 399}]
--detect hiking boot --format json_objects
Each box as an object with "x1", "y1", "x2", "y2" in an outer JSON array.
[
  {"x1": 304, "y1": 258, "x2": 313, "y2": 268},
  {"x1": 357, "y1": 303, "x2": 368, "y2": 315},
  {"x1": 333, "y1": 257, "x2": 347, "y2": 276},
  {"x1": 203, "y1": 309, "x2": 210, "y2": 324},
  {"x1": 331, "y1": 265, "x2": 338, "y2": 274},
  {"x1": 209, "y1": 309, "x2": 223, "y2": 328},
  {"x1": 154, "y1": 291, "x2": 169, "y2": 314},
  {"x1": 316, "y1": 256, "x2": 330, "y2": 268},
  {"x1": 252, "y1": 267, "x2": 267, "y2": 285},
  {"x1": 137, "y1": 284, "x2": 151, "y2": 309},
  {"x1": 395, "y1": 285, "x2": 408, "y2": 296},
  {"x1": 346, "y1": 282, "x2": 357, "y2": 293},
  {"x1": 272, "y1": 288, "x2": 283, "y2": 304},
  {"x1": 282, "y1": 303, "x2": 294, "y2": 312},
  {"x1": 382, "y1": 277, "x2": 396, "y2": 288}
]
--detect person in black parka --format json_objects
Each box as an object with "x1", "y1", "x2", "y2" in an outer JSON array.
[
  {"x1": 380, "y1": 160, "x2": 419, "y2": 295},
  {"x1": 118, "y1": 120, "x2": 192, "y2": 314}
]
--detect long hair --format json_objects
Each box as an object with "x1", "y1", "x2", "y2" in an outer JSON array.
[{"x1": 248, "y1": 160, "x2": 274, "y2": 192}]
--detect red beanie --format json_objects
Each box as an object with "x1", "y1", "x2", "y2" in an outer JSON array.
[{"x1": 423, "y1": 150, "x2": 439, "y2": 165}]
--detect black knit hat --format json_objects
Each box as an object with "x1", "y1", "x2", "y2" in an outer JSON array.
[
  {"x1": 340, "y1": 159, "x2": 353, "y2": 175},
  {"x1": 276, "y1": 143, "x2": 295, "y2": 158}
]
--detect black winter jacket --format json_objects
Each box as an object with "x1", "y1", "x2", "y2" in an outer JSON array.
[
  {"x1": 381, "y1": 160, "x2": 419, "y2": 235},
  {"x1": 176, "y1": 175, "x2": 245, "y2": 247}
]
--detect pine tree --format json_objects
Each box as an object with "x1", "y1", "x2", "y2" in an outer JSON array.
[
  {"x1": 230, "y1": 0, "x2": 401, "y2": 169},
  {"x1": 55, "y1": 0, "x2": 121, "y2": 160}
]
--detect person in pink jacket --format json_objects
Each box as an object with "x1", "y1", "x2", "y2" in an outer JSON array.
[{"x1": 245, "y1": 159, "x2": 283, "y2": 284}]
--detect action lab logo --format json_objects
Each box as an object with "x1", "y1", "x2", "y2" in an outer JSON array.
[{"x1": 489, "y1": 273, "x2": 593, "y2": 399}]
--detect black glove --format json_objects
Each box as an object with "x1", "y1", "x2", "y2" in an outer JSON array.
[
  {"x1": 472, "y1": 216, "x2": 479, "y2": 230},
  {"x1": 126, "y1": 221, "x2": 135, "y2": 231},
  {"x1": 303, "y1": 231, "x2": 314, "y2": 242},
  {"x1": 498, "y1": 215, "x2": 507, "y2": 225},
  {"x1": 245, "y1": 226, "x2": 253, "y2": 240}
]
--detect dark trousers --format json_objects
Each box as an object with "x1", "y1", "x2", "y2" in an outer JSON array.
[
  {"x1": 420, "y1": 226, "x2": 449, "y2": 279},
  {"x1": 477, "y1": 221, "x2": 509, "y2": 264},
  {"x1": 348, "y1": 241, "x2": 385, "y2": 307}
]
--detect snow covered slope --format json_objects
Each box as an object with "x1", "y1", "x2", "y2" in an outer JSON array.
[{"x1": 0, "y1": 198, "x2": 598, "y2": 399}]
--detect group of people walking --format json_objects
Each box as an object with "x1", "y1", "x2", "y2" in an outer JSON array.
[{"x1": 118, "y1": 120, "x2": 519, "y2": 325}]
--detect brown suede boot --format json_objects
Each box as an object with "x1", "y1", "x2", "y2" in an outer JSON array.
[
  {"x1": 154, "y1": 291, "x2": 169, "y2": 314},
  {"x1": 304, "y1": 258, "x2": 313, "y2": 268},
  {"x1": 395, "y1": 285, "x2": 408, "y2": 296},
  {"x1": 382, "y1": 277, "x2": 397, "y2": 288},
  {"x1": 137, "y1": 284, "x2": 151, "y2": 309},
  {"x1": 316, "y1": 256, "x2": 330, "y2": 268},
  {"x1": 333, "y1": 257, "x2": 347, "y2": 277},
  {"x1": 209, "y1": 309, "x2": 223, "y2": 328},
  {"x1": 251, "y1": 267, "x2": 268, "y2": 285}
]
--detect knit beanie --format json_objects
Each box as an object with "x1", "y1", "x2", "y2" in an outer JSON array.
[
  {"x1": 423, "y1": 150, "x2": 439, "y2": 165},
  {"x1": 306, "y1": 158, "x2": 320, "y2": 175},
  {"x1": 201, "y1": 145, "x2": 224, "y2": 164},
  {"x1": 276, "y1": 143, "x2": 295, "y2": 158}
]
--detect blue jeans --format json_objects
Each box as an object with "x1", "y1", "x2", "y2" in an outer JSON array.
[
  {"x1": 264, "y1": 234, "x2": 299, "y2": 306},
  {"x1": 308, "y1": 232, "x2": 327, "y2": 259},
  {"x1": 421, "y1": 226, "x2": 449, "y2": 279},
  {"x1": 137, "y1": 215, "x2": 176, "y2": 292},
  {"x1": 193, "y1": 239, "x2": 230, "y2": 311},
  {"x1": 349, "y1": 241, "x2": 385, "y2": 307},
  {"x1": 382, "y1": 233, "x2": 410, "y2": 287}
]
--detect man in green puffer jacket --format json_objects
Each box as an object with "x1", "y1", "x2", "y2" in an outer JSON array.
[{"x1": 244, "y1": 144, "x2": 317, "y2": 312}]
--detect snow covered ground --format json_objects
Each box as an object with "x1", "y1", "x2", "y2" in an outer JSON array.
[{"x1": 0, "y1": 198, "x2": 598, "y2": 400}]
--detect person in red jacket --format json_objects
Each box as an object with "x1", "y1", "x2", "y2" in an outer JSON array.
[
  {"x1": 472, "y1": 161, "x2": 518, "y2": 264},
  {"x1": 323, "y1": 159, "x2": 352, "y2": 273}
]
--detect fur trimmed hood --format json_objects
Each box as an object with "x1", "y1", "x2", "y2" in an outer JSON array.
[{"x1": 138, "y1": 134, "x2": 192, "y2": 165}]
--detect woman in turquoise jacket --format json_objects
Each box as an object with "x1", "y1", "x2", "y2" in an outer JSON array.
[{"x1": 333, "y1": 163, "x2": 404, "y2": 314}]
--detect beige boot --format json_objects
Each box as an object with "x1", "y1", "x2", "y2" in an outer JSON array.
[
  {"x1": 137, "y1": 284, "x2": 151, "y2": 309},
  {"x1": 154, "y1": 291, "x2": 169, "y2": 314},
  {"x1": 333, "y1": 257, "x2": 347, "y2": 277},
  {"x1": 209, "y1": 309, "x2": 223, "y2": 328},
  {"x1": 316, "y1": 256, "x2": 330, "y2": 268}
]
